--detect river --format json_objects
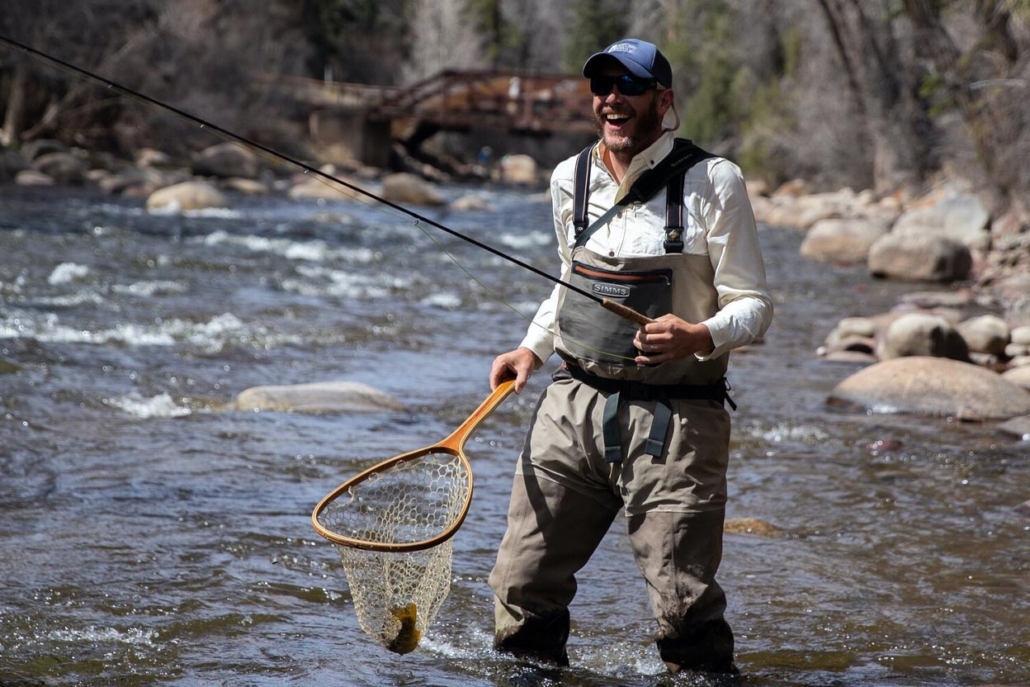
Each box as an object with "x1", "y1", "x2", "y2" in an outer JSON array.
[{"x1": 1, "y1": 182, "x2": 1028, "y2": 686}]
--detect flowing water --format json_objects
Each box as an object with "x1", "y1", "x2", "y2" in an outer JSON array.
[{"x1": 1, "y1": 183, "x2": 1028, "y2": 687}]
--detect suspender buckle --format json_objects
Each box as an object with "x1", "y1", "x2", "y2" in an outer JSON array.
[{"x1": 663, "y1": 229, "x2": 684, "y2": 254}]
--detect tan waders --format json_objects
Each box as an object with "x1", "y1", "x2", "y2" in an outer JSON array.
[{"x1": 489, "y1": 374, "x2": 736, "y2": 673}]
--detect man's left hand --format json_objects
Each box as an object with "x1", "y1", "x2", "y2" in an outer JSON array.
[{"x1": 632, "y1": 314, "x2": 714, "y2": 364}]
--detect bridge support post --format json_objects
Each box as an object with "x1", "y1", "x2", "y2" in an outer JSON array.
[{"x1": 309, "y1": 109, "x2": 392, "y2": 168}]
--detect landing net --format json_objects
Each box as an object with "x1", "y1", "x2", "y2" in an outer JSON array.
[{"x1": 317, "y1": 450, "x2": 470, "y2": 653}]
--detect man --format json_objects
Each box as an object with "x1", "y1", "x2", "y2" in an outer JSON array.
[{"x1": 486, "y1": 38, "x2": 773, "y2": 674}]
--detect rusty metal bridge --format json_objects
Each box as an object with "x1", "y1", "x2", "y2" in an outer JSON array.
[{"x1": 275, "y1": 69, "x2": 595, "y2": 166}]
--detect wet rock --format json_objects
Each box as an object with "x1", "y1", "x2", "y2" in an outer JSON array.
[
  {"x1": 1002, "y1": 366, "x2": 1030, "y2": 391},
  {"x1": 1013, "y1": 326, "x2": 1030, "y2": 347},
  {"x1": 32, "y1": 152, "x2": 87, "y2": 185},
  {"x1": 1015, "y1": 499, "x2": 1030, "y2": 517},
  {"x1": 135, "y1": 147, "x2": 173, "y2": 168},
  {"x1": 222, "y1": 178, "x2": 270, "y2": 195},
  {"x1": 192, "y1": 142, "x2": 260, "y2": 179},
  {"x1": 146, "y1": 181, "x2": 227, "y2": 213},
  {"x1": 877, "y1": 312, "x2": 969, "y2": 361},
  {"x1": 868, "y1": 233, "x2": 972, "y2": 282},
  {"x1": 232, "y1": 381, "x2": 405, "y2": 414},
  {"x1": 380, "y1": 172, "x2": 445, "y2": 206},
  {"x1": 498, "y1": 154, "x2": 539, "y2": 185},
  {"x1": 14, "y1": 169, "x2": 54, "y2": 186},
  {"x1": 821, "y1": 350, "x2": 878, "y2": 364},
  {"x1": 997, "y1": 415, "x2": 1030, "y2": 441},
  {"x1": 957, "y1": 315, "x2": 1010, "y2": 357},
  {"x1": 98, "y1": 167, "x2": 175, "y2": 197},
  {"x1": 287, "y1": 175, "x2": 366, "y2": 202},
  {"x1": 21, "y1": 138, "x2": 68, "y2": 160},
  {"x1": 724, "y1": 518, "x2": 784, "y2": 537},
  {"x1": 829, "y1": 357, "x2": 1030, "y2": 420},
  {"x1": 800, "y1": 217, "x2": 890, "y2": 265},
  {"x1": 450, "y1": 194, "x2": 494, "y2": 212},
  {"x1": 0, "y1": 357, "x2": 20, "y2": 374},
  {"x1": 891, "y1": 193, "x2": 991, "y2": 253}
]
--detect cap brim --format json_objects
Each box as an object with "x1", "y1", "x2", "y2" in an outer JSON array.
[{"x1": 582, "y1": 53, "x2": 653, "y2": 81}]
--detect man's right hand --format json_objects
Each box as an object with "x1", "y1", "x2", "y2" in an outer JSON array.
[{"x1": 490, "y1": 347, "x2": 541, "y2": 394}]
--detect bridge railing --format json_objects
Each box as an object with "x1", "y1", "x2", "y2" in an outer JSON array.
[{"x1": 279, "y1": 69, "x2": 595, "y2": 135}]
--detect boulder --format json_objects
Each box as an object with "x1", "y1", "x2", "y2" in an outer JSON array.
[
  {"x1": 956, "y1": 315, "x2": 1010, "y2": 357},
  {"x1": 380, "y1": 172, "x2": 445, "y2": 206},
  {"x1": 192, "y1": 142, "x2": 260, "y2": 179},
  {"x1": 1002, "y1": 365, "x2": 1030, "y2": 391},
  {"x1": 232, "y1": 381, "x2": 405, "y2": 414},
  {"x1": 1013, "y1": 326, "x2": 1030, "y2": 347},
  {"x1": 877, "y1": 312, "x2": 969, "y2": 361},
  {"x1": 891, "y1": 193, "x2": 990, "y2": 253},
  {"x1": 498, "y1": 154, "x2": 539, "y2": 185},
  {"x1": 867, "y1": 232, "x2": 972, "y2": 282},
  {"x1": 800, "y1": 217, "x2": 890, "y2": 264},
  {"x1": 829, "y1": 357, "x2": 1030, "y2": 420},
  {"x1": 287, "y1": 176, "x2": 365, "y2": 202},
  {"x1": 146, "y1": 181, "x2": 227, "y2": 213},
  {"x1": 14, "y1": 169, "x2": 53, "y2": 186},
  {"x1": 222, "y1": 178, "x2": 270, "y2": 195},
  {"x1": 21, "y1": 138, "x2": 68, "y2": 160}
]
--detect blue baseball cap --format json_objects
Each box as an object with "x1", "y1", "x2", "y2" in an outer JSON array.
[{"x1": 582, "y1": 38, "x2": 672, "y2": 88}]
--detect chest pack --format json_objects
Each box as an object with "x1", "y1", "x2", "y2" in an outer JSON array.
[{"x1": 572, "y1": 138, "x2": 715, "y2": 252}]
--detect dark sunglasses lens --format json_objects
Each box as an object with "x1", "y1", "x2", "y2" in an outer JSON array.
[
  {"x1": 616, "y1": 75, "x2": 650, "y2": 95},
  {"x1": 590, "y1": 76, "x2": 615, "y2": 95},
  {"x1": 590, "y1": 74, "x2": 652, "y2": 96}
]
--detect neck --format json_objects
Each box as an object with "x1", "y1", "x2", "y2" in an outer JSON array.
[{"x1": 600, "y1": 142, "x2": 634, "y2": 185}]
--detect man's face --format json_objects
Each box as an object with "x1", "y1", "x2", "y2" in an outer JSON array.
[{"x1": 591, "y1": 66, "x2": 671, "y2": 157}]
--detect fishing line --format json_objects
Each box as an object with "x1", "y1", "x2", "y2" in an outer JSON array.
[{"x1": 0, "y1": 34, "x2": 650, "y2": 362}]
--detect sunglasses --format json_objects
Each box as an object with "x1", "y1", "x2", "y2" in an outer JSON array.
[{"x1": 590, "y1": 74, "x2": 659, "y2": 97}]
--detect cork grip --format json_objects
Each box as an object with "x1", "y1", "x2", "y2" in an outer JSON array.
[{"x1": 601, "y1": 298, "x2": 655, "y2": 326}]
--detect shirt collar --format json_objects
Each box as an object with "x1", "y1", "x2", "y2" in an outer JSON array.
[{"x1": 595, "y1": 131, "x2": 677, "y2": 201}]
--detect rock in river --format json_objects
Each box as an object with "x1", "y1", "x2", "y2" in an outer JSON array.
[
  {"x1": 232, "y1": 381, "x2": 405, "y2": 414},
  {"x1": 828, "y1": 356, "x2": 1030, "y2": 421}
]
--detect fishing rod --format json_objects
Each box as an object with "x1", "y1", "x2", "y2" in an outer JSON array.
[{"x1": 0, "y1": 34, "x2": 651, "y2": 327}]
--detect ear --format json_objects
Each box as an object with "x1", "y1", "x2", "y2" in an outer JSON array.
[{"x1": 657, "y1": 88, "x2": 674, "y2": 116}]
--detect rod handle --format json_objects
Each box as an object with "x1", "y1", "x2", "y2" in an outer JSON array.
[{"x1": 601, "y1": 298, "x2": 655, "y2": 326}]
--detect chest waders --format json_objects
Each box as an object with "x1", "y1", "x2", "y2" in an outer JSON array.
[{"x1": 555, "y1": 139, "x2": 734, "y2": 464}]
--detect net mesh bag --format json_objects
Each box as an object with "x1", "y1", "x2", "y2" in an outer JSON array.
[{"x1": 318, "y1": 450, "x2": 471, "y2": 653}]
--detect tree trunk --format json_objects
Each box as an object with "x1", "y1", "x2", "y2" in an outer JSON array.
[{"x1": 815, "y1": 0, "x2": 926, "y2": 194}]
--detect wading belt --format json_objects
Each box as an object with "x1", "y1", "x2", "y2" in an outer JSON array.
[
  {"x1": 555, "y1": 363, "x2": 736, "y2": 464},
  {"x1": 573, "y1": 138, "x2": 715, "y2": 251}
]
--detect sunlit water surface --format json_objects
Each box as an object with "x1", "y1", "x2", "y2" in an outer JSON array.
[{"x1": 1, "y1": 184, "x2": 1028, "y2": 687}]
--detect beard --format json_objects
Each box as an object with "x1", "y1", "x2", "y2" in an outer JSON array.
[{"x1": 594, "y1": 96, "x2": 664, "y2": 157}]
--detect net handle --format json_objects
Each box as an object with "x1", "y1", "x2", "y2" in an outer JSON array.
[
  {"x1": 437, "y1": 378, "x2": 516, "y2": 452},
  {"x1": 311, "y1": 379, "x2": 516, "y2": 552}
]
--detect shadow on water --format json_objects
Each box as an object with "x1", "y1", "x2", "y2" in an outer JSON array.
[{"x1": 1, "y1": 186, "x2": 1028, "y2": 686}]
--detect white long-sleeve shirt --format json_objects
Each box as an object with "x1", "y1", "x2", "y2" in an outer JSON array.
[{"x1": 519, "y1": 131, "x2": 773, "y2": 364}]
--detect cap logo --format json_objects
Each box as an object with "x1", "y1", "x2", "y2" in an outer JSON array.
[{"x1": 606, "y1": 42, "x2": 638, "y2": 55}]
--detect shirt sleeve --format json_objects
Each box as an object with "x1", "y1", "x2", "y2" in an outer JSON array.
[{"x1": 696, "y1": 160, "x2": 774, "y2": 360}]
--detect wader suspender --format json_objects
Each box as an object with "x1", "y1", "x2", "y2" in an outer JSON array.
[
  {"x1": 569, "y1": 139, "x2": 727, "y2": 463},
  {"x1": 572, "y1": 138, "x2": 714, "y2": 251}
]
